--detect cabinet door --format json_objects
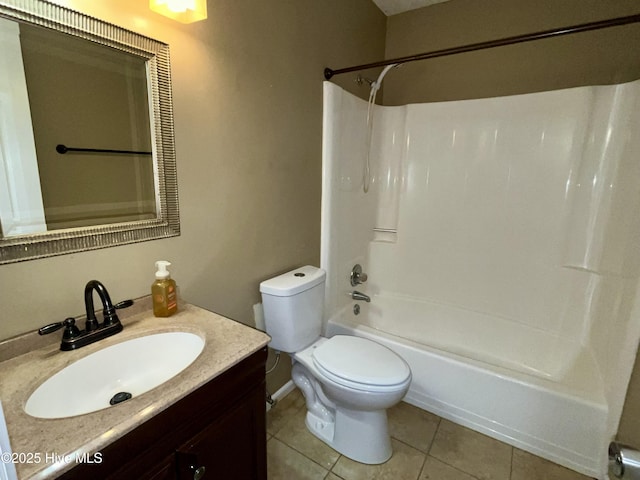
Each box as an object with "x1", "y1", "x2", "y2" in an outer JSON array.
[
  {"x1": 143, "y1": 455, "x2": 177, "y2": 480},
  {"x1": 176, "y1": 386, "x2": 266, "y2": 480},
  {"x1": 107, "y1": 453, "x2": 176, "y2": 480}
]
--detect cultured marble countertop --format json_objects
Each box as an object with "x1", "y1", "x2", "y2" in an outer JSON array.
[{"x1": 0, "y1": 299, "x2": 270, "y2": 480}]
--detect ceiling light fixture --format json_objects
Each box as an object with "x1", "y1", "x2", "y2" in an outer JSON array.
[{"x1": 149, "y1": 0, "x2": 207, "y2": 23}]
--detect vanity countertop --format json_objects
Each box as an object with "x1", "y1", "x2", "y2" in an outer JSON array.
[{"x1": 0, "y1": 301, "x2": 270, "y2": 480}]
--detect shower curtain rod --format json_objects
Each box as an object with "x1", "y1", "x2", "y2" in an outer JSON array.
[{"x1": 323, "y1": 13, "x2": 640, "y2": 80}]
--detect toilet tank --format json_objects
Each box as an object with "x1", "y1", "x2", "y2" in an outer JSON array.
[{"x1": 259, "y1": 266, "x2": 326, "y2": 353}]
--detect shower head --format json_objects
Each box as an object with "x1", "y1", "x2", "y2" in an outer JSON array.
[{"x1": 371, "y1": 63, "x2": 400, "y2": 92}]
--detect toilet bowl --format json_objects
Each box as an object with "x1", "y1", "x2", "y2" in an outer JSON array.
[
  {"x1": 292, "y1": 336, "x2": 411, "y2": 463},
  {"x1": 260, "y1": 266, "x2": 412, "y2": 464}
]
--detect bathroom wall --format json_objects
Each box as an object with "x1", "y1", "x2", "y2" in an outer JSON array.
[
  {"x1": 0, "y1": 0, "x2": 386, "y2": 393},
  {"x1": 383, "y1": 0, "x2": 640, "y2": 105},
  {"x1": 382, "y1": 0, "x2": 640, "y2": 449}
]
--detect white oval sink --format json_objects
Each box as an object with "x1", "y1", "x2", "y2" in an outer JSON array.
[{"x1": 25, "y1": 332, "x2": 205, "y2": 419}]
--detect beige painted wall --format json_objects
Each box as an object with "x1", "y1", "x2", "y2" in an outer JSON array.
[
  {"x1": 619, "y1": 351, "x2": 640, "y2": 445},
  {"x1": 0, "y1": 0, "x2": 385, "y2": 393},
  {"x1": 383, "y1": 0, "x2": 640, "y2": 104},
  {"x1": 382, "y1": 0, "x2": 640, "y2": 447}
]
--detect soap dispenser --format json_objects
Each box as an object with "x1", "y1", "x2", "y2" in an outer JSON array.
[{"x1": 152, "y1": 260, "x2": 178, "y2": 317}]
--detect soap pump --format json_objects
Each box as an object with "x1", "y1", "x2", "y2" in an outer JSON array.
[{"x1": 152, "y1": 260, "x2": 178, "y2": 317}]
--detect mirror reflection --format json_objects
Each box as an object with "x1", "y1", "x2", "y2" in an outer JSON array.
[
  {"x1": 0, "y1": 19, "x2": 156, "y2": 237},
  {"x1": 0, "y1": 0, "x2": 179, "y2": 264}
]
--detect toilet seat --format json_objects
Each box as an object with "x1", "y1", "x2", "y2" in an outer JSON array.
[{"x1": 311, "y1": 336, "x2": 410, "y2": 392}]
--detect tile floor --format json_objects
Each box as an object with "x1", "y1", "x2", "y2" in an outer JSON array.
[{"x1": 266, "y1": 388, "x2": 595, "y2": 480}]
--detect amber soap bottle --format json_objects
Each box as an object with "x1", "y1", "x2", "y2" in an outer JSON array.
[{"x1": 152, "y1": 260, "x2": 178, "y2": 317}]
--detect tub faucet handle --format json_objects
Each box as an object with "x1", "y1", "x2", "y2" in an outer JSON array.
[{"x1": 350, "y1": 264, "x2": 368, "y2": 286}]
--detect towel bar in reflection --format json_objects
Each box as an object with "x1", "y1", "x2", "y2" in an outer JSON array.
[{"x1": 56, "y1": 144, "x2": 152, "y2": 155}]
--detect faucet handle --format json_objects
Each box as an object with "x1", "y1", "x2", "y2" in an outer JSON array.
[
  {"x1": 38, "y1": 322, "x2": 65, "y2": 336},
  {"x1": 39, "y1": 318, "x2": 81, "y2": 339},
  {"x1": 61, "y1": 318, "x2": 81, "y2": 340},
  {"x1": 115, "y1": 299, "x2": 134, "y2": 309},
  {"x1": 103, "y1": 299, "x2": 134, "y2": 327},
  {"x1": 350, "y1": 264, "x2": 369, "y2": 287}
]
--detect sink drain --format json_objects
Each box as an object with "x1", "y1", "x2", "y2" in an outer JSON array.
[{"x1": 110, "y1": 391, "x2": 132, "y2": 405}]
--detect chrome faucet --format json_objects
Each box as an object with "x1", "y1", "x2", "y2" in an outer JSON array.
[
  {"x1": 349, "y1": 291, "x2": 371, "y2": 303},
  {"x1": 39, "y1": 280, "x2": 132, "y2": 351}
]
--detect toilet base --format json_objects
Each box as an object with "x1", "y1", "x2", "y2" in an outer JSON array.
[
  {"x1": 305, "y1": 407, "x2": 392, "y2": 464},
  {"x1": 291, "y1": 339, "x2": 409, "y2": 465}
]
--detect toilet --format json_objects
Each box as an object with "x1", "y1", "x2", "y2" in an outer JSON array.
[{"x1": 260, "y1": 265, "x2": 411, "y2": 464}]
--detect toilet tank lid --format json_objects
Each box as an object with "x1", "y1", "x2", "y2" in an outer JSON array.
[{"x1": 260, "y1": 266, "x2": 326, "y2": 297}]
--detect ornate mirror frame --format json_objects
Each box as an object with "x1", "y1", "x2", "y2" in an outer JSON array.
[{"x1": 0, "y1": 0, "x2": 179, "y2": 264}]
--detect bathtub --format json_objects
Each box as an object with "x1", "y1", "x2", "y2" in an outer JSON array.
[{"x1": 325, "y1": 294, "x2": 608, "y2": 478}]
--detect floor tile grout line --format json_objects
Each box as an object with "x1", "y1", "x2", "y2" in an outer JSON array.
[
  {"x1": 328, "y1": 454, "x2": 344, "y2": 474},
  {"x1": 387, "y1": 408, "x2": 441, "y2": 454},
  {"x1": 271, "y1": 430, "x2": 340, "y2": 473},
  {"x1": 268, "y1": 436, "x2": 332, "y2": 477},
  {"x1": 390, "y1": 435, "x2": 431, "y2": 455},
  {"x1": 424, "y1": 452, "x2": 485, "y2": 480},
  {"x1": 426, "y1": 415, "x2": 442, "y2": 454},
  {"x1": 325, "y1": 470, "x2": 346, "y2": 480},
  {"x1": 415, "y1": 451, "x2": 428, "y2": 480},
  {"x1": 266, "y1": 403, "x2": 306, "y2": 437},
  {"x1": 420, "y1": 416, "x2": 506, "y2": 480},
  {"x1": 509, "y1": 444, "x2": 514, "y2": 479}
]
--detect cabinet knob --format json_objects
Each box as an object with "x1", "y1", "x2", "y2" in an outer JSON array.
[{"x1": 190, "y1": 465, "x2": 206, "y2": 480}]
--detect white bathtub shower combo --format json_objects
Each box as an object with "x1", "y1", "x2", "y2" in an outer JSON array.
[{"x1": 320, "y1": 79, "x2": 640, "y2": 478}]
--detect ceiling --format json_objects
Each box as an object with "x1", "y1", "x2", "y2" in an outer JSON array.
[{"x1": 371, "y1": 0, "x2": 451, "y2": 16}]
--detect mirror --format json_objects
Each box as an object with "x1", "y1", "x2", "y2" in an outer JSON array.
[{"x1": 0, "y1": 0, "x2": 179, "y2": 264}]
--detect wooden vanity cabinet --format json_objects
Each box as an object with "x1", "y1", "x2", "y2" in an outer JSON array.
[{"x1": 59, "y1": 347, "x2": 267, "y2": 480}]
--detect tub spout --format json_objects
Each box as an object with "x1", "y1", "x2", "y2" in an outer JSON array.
[{"x1": 350, "y1": 291, "x2": 371, "y2": 302}]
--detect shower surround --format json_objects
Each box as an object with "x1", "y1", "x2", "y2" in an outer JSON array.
[{"x1": 320, "y1": 79, "x2": 640, "y2": 478}]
